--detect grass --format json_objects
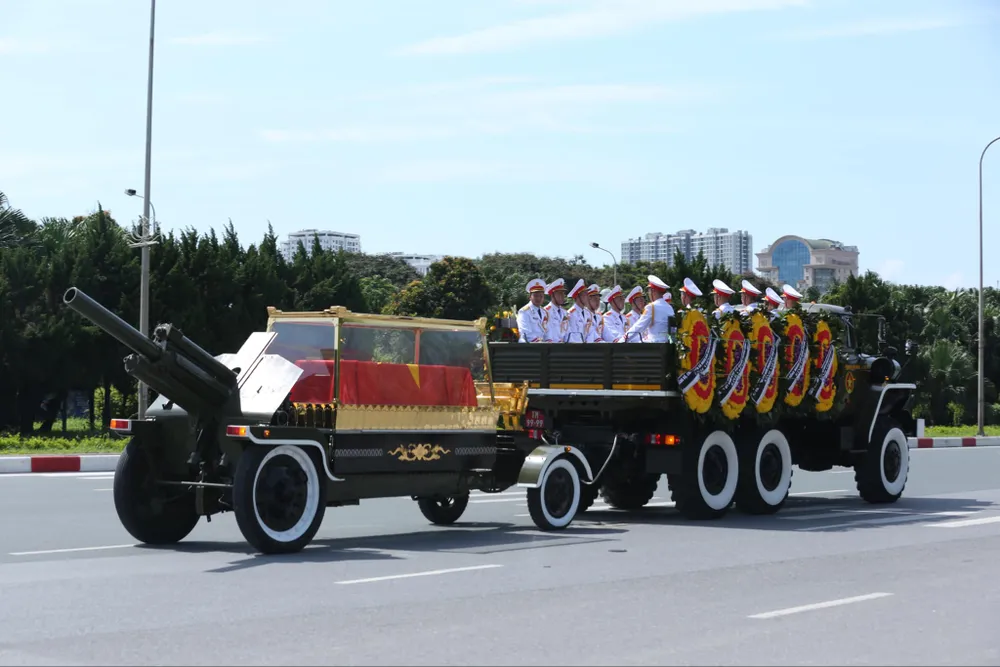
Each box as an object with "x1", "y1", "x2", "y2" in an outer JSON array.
[{"x1": 923, "y1": 425, "x2": 1000, "y2": 437}]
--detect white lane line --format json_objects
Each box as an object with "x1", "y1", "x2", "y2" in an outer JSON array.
[
  {"x1": 789, "y1": 489, "x2": 849, "y2": 496},
  {"x1": 335, "y1": 564, "x2": 502, "y2": 585},
  {"x1": 0, "y1": 472, "x2": 114, "y2": 479},
  {"x1": 10, "y1": 543, "x2": 136, "y2": 556},
  {"x1": 927, "y1": 515, "x2": 1000, "y2": 528},
  {"x1": 749, "y1": 592, "x2": 893, "y2": 619},
  {"x1": 470, "y1": 497, "x2": 523, "y2": 504},
  {"x1": 94, "y1": 488, "x2": 113, "y2": 492}
]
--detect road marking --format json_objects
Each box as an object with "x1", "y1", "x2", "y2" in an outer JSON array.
[
  {"x1": 94, "y1": 488, "x2": 113, "y2": 491},
  {"x1": 798, "y1": 511, "x2": 976, "y2": 531},
  {"x1": 10, "y1": 543, "x2": 136, "y2": 556},
  {"x1": 0, "y1": 472, "x2": 114, "y2": 479},
  {"x1": 470, "y1": 497, "x2": 523, "y2": 504},
  {"x1": 927, "y1": 515, "x2": 1000, "y2": 528},
  {"x1": 748, "y1": 592, "x2": 893, "y2": 619},
  {"x1": 335, "y1": 564, "x2": 502, "y2": 585},
  {"x1": 789, "y1": 489, "x2": 849, "y2": 496}
]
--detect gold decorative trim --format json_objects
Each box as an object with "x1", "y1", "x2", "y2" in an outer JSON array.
[
  {"x1": 388, "y1": 444, "x2": 451, "y2": 462},
  {"x1": 334, "y1": 404, "x2": 500, "y2": 431}
]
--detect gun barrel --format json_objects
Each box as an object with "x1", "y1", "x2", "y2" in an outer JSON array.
[{"x1": 63, "y1": 287, "x2": 162, "y2": 361}]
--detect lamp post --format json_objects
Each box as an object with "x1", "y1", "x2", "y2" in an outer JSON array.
[
  {"x1": 978, "y1": 135, "x2": 1000, "y2": 436},
  {"x1": 135, "y1": 0, "x2": 156, "y2": 420},
  {"x1": 589, "y1": 242, "x2": 618, "y2": 285}
]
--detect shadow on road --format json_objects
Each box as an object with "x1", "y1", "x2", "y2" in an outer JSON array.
[{"x1": 137, "y1": 521, "x2": 629, "y2": 573}]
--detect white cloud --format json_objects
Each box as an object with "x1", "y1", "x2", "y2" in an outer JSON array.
[
  {"x1": 784, "y1": 16, "x2": 974, "y2": 40},
  {"x1": 396, "y1": 0, "x2": 808, "y2": 55},
  {"x1": 167, "y1": 32, "x2": 269, "y2": 46}
]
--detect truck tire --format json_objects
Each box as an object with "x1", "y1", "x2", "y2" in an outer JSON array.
[
  {"x1": 855, "y1": 417, "x2": 909, "y2": 504},
  {"x1": 669, "y1": 429, "x2": 739, "y2": 520},
  {"x1": 233, "y1": 444, "x2": 327, "y2": 554},
  {"x1": 113, "y1": 436, "x2": 200, "y2": 545},
  {"x1": 578, "y1": 484, "x2": 599, "y2": 513},
  {"x1": 526, "y1": 456, "x2": 581, "y2": 531},
  {"x1": 417, "y1": 494, "x2": 470, "y2": 525},
  {"x1": 734, "y1": 428, "x2": 793, "y2": 514},
  {"x1": 599, "y1": 474, "x2": 659, "y2": 510}
]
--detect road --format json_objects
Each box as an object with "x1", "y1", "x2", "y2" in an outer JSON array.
[{"x1": 2, "y1": 447, "x2": 1000, "y2": 665}]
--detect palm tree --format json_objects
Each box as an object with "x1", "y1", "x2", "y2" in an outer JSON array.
[{"x1": 0, "y1": 191, "x2": 35, "y2": 249}]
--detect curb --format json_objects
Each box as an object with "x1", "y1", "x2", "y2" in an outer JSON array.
[
  {"x1": 0, "y1": 454, "x2": 120, "y2": 474},
  {"x1": 908, "y1": 436, "x2": 1000, "y2": 449}
]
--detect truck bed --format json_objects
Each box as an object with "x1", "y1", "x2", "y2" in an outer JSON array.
[{"x1": 487, "y1": 341, "x2": 673, "y2": 391}]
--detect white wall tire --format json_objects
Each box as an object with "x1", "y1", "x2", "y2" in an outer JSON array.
[
  {"x1": 671, "y1": 430, "x2": 739, "y2": 520},
  {"x1": 526, "y1": 457, "x2": 581, "y2": 531},
  {"x1": 234, "y1": 445, "x2": 327, "y2": 554},
  {"x1": 856, "y1": 418, "x2": 909, "y2": 504},
  {"x1": 735, "y1": 428, "x2": 793, "y2": 515}
]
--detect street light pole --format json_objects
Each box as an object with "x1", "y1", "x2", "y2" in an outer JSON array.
[
  {"x1": 138, "y1": 0, "x2": 156, "y2": 420},
  {"x1": 978, "y1": 135, "x2": 1000, "y2": 436},
  {"x1": 589, "y1": 242, "x2": 618, "y2": 285}
]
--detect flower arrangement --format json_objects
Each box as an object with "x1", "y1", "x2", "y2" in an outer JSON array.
[{"x1": 490, "y1": 309, "x2": 519, "y2": 342}]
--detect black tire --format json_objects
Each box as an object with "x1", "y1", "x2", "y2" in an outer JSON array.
[
  {"x1": 599, "y1": 474, "x2": 659, "y2": 510},
  {"x1": 734, "y1": 428, "x2": 793, "y2": 515},
  {"x1": 669, "y1": 429, "x2": 739, "y2": 520},
  {"x1": 526, "y1": 457, "x2": 581, "y2": 531},
  {"x1": 417, "y1": 494, "x2": 470, "y2": 525},
  {"x1": 233, "y1": 445, "x2": 328, "y2": 554},
  {"x1": 113, "y1": 436, "x2": 200, "y2": 545},
  {"x1": 578, "y1": 483, "x2": 599, "y2": 513},
  {"x1": 855, "y1": 417, "x2": 909, "y2": 504}
]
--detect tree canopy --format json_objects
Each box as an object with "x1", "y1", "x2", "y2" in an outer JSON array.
[{"x1": 1, "y1": 191, "x2": 997, "y2": 435}]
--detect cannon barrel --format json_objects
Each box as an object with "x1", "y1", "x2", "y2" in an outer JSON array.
[{"x1": 63, "y1": 287, "x2": 163, "y2": 361}]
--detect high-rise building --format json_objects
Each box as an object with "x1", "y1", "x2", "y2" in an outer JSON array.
[
  {"x1": 620, "y1": 228, "x2": 753, "y2": 274},
  {"x1": 755, "y1": 235, "x2": 859, "y2": 293},
  {"x1": 386, "y1": 252, "x2": 444, "y2": 276},
  {"x1": 280, "y1": 229, "x2": 361, "y2": 261}
]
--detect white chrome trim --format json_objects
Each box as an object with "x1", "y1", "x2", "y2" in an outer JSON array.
[
  {"x1": 517, "y1": 444, "x2": 595, "y2": 488},
  {"x1": 868, "y1": 383, "x2": 917, "y2": 443},
  {"x1": 245, "y1": 431, "x2": 344, "y2": 482},
  {"x1": 527, "y1": 388, "x2": 678, "y2": 398}
]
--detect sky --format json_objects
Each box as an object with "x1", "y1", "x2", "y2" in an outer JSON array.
[{"x1": 2, "y1": 0, "x2": 999, "y2": 289}]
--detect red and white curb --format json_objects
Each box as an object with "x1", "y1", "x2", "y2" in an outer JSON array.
[
  {"x1": 908, "y1": 437, "x2": 1000, "y2": 449},
  {"x1": 0, "y1": 454, "x2": 120, "y2": 474}
]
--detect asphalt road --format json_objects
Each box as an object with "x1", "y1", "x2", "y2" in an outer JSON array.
[{"x1": 2, "y1": 448, "x2": 1000, "y2": 665}]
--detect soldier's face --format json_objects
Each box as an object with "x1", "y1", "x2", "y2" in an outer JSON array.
[
  {"x1": 681, "y1": 292, "x2": 693, "y2": 307},
  {"x1": 612, "y1": 295, "x2": 624, "y2": 311},
  {"x1": 713, "y1": 292, "x2": 728, "y2": 307},
  {"x1": 551, "y1": 290, "x2": 566, "y2": 306},
  {"x1": 741, "y1": 292, "x2": 753, "y2": 305},
  {"x1": 589, "y1": 293, "x2": 599, "y2": 309},
  {"x1": 530, "y1": 291, "x2": 545, "y2": 306},
  {"x1": 633, "y1": 296, "x2": 646, "y2": 311}
]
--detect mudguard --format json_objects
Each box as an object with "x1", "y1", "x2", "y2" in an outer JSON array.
[
  {"x1": 516, "y1": 444, "x2": 594, "y2": 488},
  {"x1": 866, "y1": 382, "x2": 917, "y2": 443}
]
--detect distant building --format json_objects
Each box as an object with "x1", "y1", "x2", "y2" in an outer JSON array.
[
  {"x1": 620, "y1": 228, "x2": 753, "y2": 274},
  {"x1": 387, "y1": 252, "x2": 444, "y2": 276},
  {"x1": 755, "y1": 236, "x2": 859, "y2": 293},
  {"x1": 280, "y1": 229, "x2": 361, "y2": 261}
]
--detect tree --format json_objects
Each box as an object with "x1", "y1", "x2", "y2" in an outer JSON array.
[{"x1": 388, "y1": 256, "x2": 493, "y2": 321}]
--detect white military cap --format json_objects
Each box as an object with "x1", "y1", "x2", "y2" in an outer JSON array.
[
  {"x1": 587, "y1": 283, "x2": 601, "y2": 295},
  {"x1": 647, "y1": 274, "x2": 669, "y2": 291},
  {"x1": 526, "y1": 278, "x2": 546, "y2": 294},
  {"x1": 782, "y1": 284, "x2": 803, "y2": 301},
  {"x1": 765, "y1": 287, "x2": 782, "y2": 305},
  {"x1": 568, "y1": 278, "x2": 587, "y2": 298},
  {"x1": 604, "y1": 285, "x2": 623, "y2": 302},
  {"x1": 681, "y1": 277, "x2": 702, "y2": 297},
  {"x1": 625, "y1": 286, "x2": 644, "y2": 303},
  {"x1": 712, "y1": 279, "x2": 735, "y2": 296},
  {"x1": 546, "y1": 278, "x2": 566, "y2": 294},
  {"x1": 740, "y1": 279, "x2": 762, "y2": 296}
]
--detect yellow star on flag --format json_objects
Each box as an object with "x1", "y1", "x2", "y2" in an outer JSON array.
[{"x1": 406, "y1": 364, "x2": 421, "y2": 387}]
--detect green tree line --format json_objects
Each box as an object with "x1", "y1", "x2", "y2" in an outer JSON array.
[{"x1": 1, "y1": 192, "x2": 998, "y2": 435}]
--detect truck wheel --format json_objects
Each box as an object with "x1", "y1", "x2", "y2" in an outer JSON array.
[
  {"x1": 417, "y1": 494, "x2": 470, "y2": 525},
  {"x1": 669, "y1": 430, "x2": 739, "y2": 520},
  {"x1": 734, "y1": 429, "x2": 793, "y2": 515},
  {"x1": 578, "y1": 484, "x2": 599, "y2": 513},
  {"x1": 855, "y1": 418, "x2": 909, "y2": 503},
  {"x1": 114, "y1": 437, "x2": 200, "y2": 545},
  {"x1": 526, "y1": 457, "x2": 581, "y2": 531},
  {"x1": 599, "y1": 474, "x2": 659, "y2": 510},
  {"x1": 233, "y1": 445, "x2": 327, "y2": 554}
]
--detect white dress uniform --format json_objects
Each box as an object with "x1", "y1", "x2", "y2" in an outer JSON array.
[
  {"x1": 516, "y1": 278, "x2": 549, "y2": 343},
  {"x1": 764, "y1": 287, "x2": 782, "y2": 320},
  {"x1": 621, "y1": 275, "x2": 674, "y2": 343},
  {"x1": 623, "y1": 286, "x2": 646, "y2": 342},
  {"x1": 781, "y1": 283, "x2": 803, "y2": 310},
  {"x1": 543, "y1": 278, "x2": 569, "y2": 343},
  {"x1": 564, "y1": 279, "x2": 590, "y2": 343},
  {"x1": 739, "y1": 279, "x2": 762, "y2": 316},
  {"x1": 711, "y1": 278, "x2": 736, "y2": 320},
  {"x1": 586, "y1": 284, "x2": 603, "y2": 342},
  {"x1": 600, "y1": 285, "x2": 627, "y2": 342}
]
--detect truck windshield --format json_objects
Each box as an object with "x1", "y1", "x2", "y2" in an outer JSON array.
[
  {"x1": 267, "y1": 320, "x2": 336, "y2": 362},
  {"x1": 338, "y1": 323, "x2": 487, "y2": 381}
]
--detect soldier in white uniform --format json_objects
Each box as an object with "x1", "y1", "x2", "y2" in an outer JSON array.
[
  {"x1": 565, "y1": 279, "x2": 590, "y2": 343},
  {"x1": 620, "y1": 275, "x2": 674, "y2": 343},
  {"x1": 679, "y1": 276, "x2": 702, "y2": 309},
  {"x1": 601, "y1": 285, "x2": 627, "y2": 342},
  {"x1": 623, "y1": 286, "x2": 646, "y2": 342},
  {"x1": 764, "y1": 287, "x2": 782, "y2": 320},
  {"x1": 586, "y1": 284, "x2": 603, "y2": 342},
  {"x1": 781, "y1": 283, "x2": 803, "y2": 310},
  {"x1": 516, "y1": 278, "x2": 549, "y2": 343},
  {"x1": 739, "y1": 279, "x2": 762, "y2": 315},
  {"x1": 711, "y1": 279, "x2": 736, "y2": 319},
  {"x1": 543, "y1": 278, "x2": 569, "y2": 343}
]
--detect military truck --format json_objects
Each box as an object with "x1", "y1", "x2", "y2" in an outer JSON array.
[
  {"x1": 63, "y1": 288, "x2": 601, "y2": 554},
  {"x1": 487, "y1": 301, "x2": 919, "y2": 519}
]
